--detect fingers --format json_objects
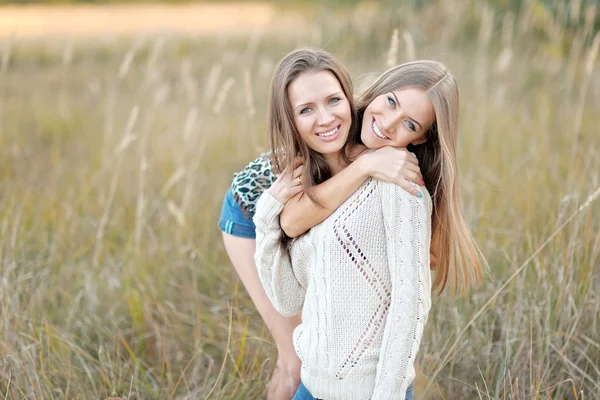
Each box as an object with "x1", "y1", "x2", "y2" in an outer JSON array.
[
  {"x1": 404, "y1": 170, "x2": 423, "y2": 186},
  {"x1": 277, "y1": 165, "x2": 293, "y2": 180},
  {"x1": 290, "y1": 178, "x2": 304, "y2": 193},
  {"x1": 277, "y1": 164, "x2": 302, "y2": 186},
  {"x1": 269, "y1": 164, "x2": 303, "y2": 204},
  {"x1": 292, "y1": 164, "x2": 303, "y2": 180},
  {"x1": 400, "y1": 180, "x2": 421, "y2": 197},
  {"x1": 265, "y1": 368, "x2": 281, "y2": 400},
  {"x1": 405, "y1": 152, "x2": 419, "y2": 167},
  {"x1": 398, "y1": 161, "x2": 423, "y2": 185},
  {"x1": 293, "y1": 157, "x2": 304, "y2": 168},
  {"x1": 403, "y1": 162, "x2": 421, "y2": 175}
]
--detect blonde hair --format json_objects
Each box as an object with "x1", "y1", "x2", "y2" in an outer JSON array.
[
  {"x1": 267, "y1": 48, "x2": 358, "y2": 201},
  {"x1": 357, "y1": 60, "x2": 486, "y2": 295}
]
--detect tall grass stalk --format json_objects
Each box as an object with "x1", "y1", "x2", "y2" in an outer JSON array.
[
  {"x1": 571, "y1": 32, "x2": 600, "y2": 156},
  {"x1": 424, "y1": 185, "x2": 600, "y2": 396}
]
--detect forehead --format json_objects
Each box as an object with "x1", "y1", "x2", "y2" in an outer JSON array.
[
  {"x1": 288, "y1": 70, "x2": 343, "y2": 106},
  {"x1": 391, "y1": 87, "x2": 435, "y2": 126}
]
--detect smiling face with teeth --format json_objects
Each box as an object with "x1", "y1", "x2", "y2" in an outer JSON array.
[
  {"x1": 288, "y1": 70, "x2": 352, "y2": 170},
  {"x1": 360, "y1": 87, "x2": 435, "y2": 150}
]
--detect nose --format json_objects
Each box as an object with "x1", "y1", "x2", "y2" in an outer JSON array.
[
  {"x1": 381, "y1": 112, "x2": 402, "y2": 134},
  {"x1": 316, "y1": 107, "x2": 335, "y2": 126}
]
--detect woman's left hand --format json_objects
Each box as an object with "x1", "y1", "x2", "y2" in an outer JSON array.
[
  {"x1": 266, "y1": 358, "x2": 301, "y2": 400},
  {"x1": 268, "y1": 163, "x2": 304, "y2": 205}
]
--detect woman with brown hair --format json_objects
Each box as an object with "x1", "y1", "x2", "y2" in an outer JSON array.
[
  {"x1": 219, "y1": 49, "x2": 424, "y2": 399},
  {"x1": 253, "y1": 49, "x2": 486, "y2": 399}
]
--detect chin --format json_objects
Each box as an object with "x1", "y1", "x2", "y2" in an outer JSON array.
[
  {"x1": 360, "y1": 134, "x2": 374, "y2": 149},
  {"x1": 324, "y1": 142, "x2": 346, "y2": 154}
]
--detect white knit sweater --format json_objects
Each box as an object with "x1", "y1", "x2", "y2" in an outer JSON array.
[{"x1": 254, "y1": 178, "x2": 432, "y2": 400}]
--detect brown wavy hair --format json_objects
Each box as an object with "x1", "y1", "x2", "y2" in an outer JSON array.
[{"x1": 267, "y1": 48, "x2": 358, "y2": 203}]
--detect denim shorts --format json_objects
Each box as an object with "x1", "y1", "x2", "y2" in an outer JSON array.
[
  {"x1": 292, "y1": 382, "x2": 415, "y2": 400},
  {"x1": 218, "y1": 187, "x2": 256, "y2": 239}
]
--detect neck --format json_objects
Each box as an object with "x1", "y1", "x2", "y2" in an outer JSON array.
[
  {"x1": 324, "y1": 152, "x2": 345, "y2": 176},
  {"x1": 325, "y1": 144, "x2": 363, "y2": 175}
]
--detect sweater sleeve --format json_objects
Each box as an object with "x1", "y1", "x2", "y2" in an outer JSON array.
[
  {"x1": 253, "y1": 190, "x2": 306, "y2": 317},
  {"x1": 371, "y1": 182, "x2": 433, "y2": 399}
]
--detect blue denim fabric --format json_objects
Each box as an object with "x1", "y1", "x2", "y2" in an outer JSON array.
[
  {"x1": 218, "y1": 187, "x2": 256, "y2": 239},
  {"x1": 292, "y1": 382, "x2": 317, "y2": 400},
  {"x1": 406, "y1": 384, "x2": 415, "y2": 400},
  {"x1": 292, "y1": 382, "x2": 415, "y2": 400}
]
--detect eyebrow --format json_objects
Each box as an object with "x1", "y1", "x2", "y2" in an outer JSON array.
[
  {"x1": 294, "y1": 91, "x2": 344, "y2": 111},
  {"x1": 392, "y1": 92, "x2": 423, "y2": 130}
]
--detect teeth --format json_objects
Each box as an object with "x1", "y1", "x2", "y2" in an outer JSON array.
[
  {"x1": 373, "y1": 120, "x2": 389, "y2": 139},
  {"x1": 317, "y1": 126, "x2": 338, "y2": 137}
]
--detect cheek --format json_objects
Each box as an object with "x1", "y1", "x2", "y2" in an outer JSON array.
[
  {"x1": 296, "y1": 119, "x2": 315, "y2": 139},
  {"x1": 368, "y1": 97, "x2": 386, "y2": 114},
  {"x1": 338, "y1": 103, "x2": 352, "y2": 122},
  {"x1": 361, "y1": 117, "x2": 370, "y2": 135},
  {"x1": 362, "y1": 102, "x2": 381, "y2": 127}
]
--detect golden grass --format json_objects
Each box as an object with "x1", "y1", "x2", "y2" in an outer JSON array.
[{"x1": 0, "y1": 1, "x2": 598, "y2": 398}]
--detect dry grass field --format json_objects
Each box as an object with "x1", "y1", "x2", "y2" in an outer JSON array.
[{"x1": 0, "y1": 1, "x2": 599, "y2": 399}]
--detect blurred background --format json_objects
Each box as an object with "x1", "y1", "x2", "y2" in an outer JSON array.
[{"x1": 0, "y1": 0, "x2": 599, "y2": 398}]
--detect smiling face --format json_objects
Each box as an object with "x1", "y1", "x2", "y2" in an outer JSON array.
[
  {"x1": 288, "y1": 70, "x2": 352, "y2": 165},
  {"x1": 360, "y1": 87, "x2": 435, "y2": 149}
]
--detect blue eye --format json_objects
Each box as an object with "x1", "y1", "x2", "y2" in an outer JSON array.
[
  {"x1": 300, "y1": 107, "x2": 312, "y2": 115},
  {"x1": 406, "y1": 121, "x2": 416, "y2": 131},
  {"x1": 387, "y1": 96, "x2": 396, "y2": 108},
  {"x1": 329, "y1": 97, "x2": 340, "y2": 104}
]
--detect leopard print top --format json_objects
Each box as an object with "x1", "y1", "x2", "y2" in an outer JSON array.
[{"x1": 231, "y1": 152, "x2": 277, "y2": 217}]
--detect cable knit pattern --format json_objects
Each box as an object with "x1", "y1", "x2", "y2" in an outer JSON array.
[{"x1": 254, "y1": 178, "x2": 432, "y2": 400}]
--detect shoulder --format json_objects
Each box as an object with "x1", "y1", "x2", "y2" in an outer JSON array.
[
  {"x1": 233, "y1": 152, "x2": 273, "y2": 177},
  {"x1": 377, "y1": 181, "x2": 433, "y2": 214},
  {"x1": 348, "y1": 144, "x2": 370, "y2": 160},
  {"x1": 231, "y1": 152, "x2": 277, "y2": 215}
]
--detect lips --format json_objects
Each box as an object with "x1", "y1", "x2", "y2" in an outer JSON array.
[
  {"x1": 315, "y1": 124, "x2": 341, "y2": 142},
  {"x1": 317, "y1": 125, "x2": 339, "y2": 138},
  {"x1": 372, "y1": 118, "x2": 390, "y2": 140}
]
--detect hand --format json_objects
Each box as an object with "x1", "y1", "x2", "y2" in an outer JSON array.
[
  {"x1": 268, "y1": 163, "x2": 304, "y2": 205},
  {"x1": 266, "y1": 357, "x2": 301, "y2": 400},
  {"x1": 362, "y1": 147, "x2": 424, "y2": 196}
]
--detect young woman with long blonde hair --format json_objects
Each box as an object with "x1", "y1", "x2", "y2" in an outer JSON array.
[
  {"x1": 253, "y1": 49, "x2": 486, "y2": 399},
  {"x1": 219, "y1": 50, "x2": 425, "y2": 399}
]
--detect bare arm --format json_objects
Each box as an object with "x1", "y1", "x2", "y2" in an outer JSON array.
[
  {"x1": 280, "y1": 147, "x2": 423, "y2": 238},
  {"x1": 280, "y1": 156, "x2": 370, "y2": 238},
  {"x1": 222, "y1": 234, "x2": 301, "y2": 399}
]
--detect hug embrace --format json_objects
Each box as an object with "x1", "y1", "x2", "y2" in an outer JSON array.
[{"x1": 219, "y1": 48, "x2": 486, "y2": 400}]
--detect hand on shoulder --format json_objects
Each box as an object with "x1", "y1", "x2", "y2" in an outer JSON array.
[
  {"x1": 268, "y1": 162, "x2": 304, "y2": 205},
  {"x1": 359, "y1": 146, "x2": 425, "y2": 197}
]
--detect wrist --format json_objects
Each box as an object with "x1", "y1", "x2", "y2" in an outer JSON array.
[
  {"x1": 276, "y1": 351, "x2": 301, "y2": 374},
  {"x1": 270, "y1": 315, "x2": 301, "y2": 354},
  {"x1": 355, "y1": 153, "x2": 373, "y2": 179},
  {"x1": 268, "y1": 185, "x2": 285, "y2": 204}
]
